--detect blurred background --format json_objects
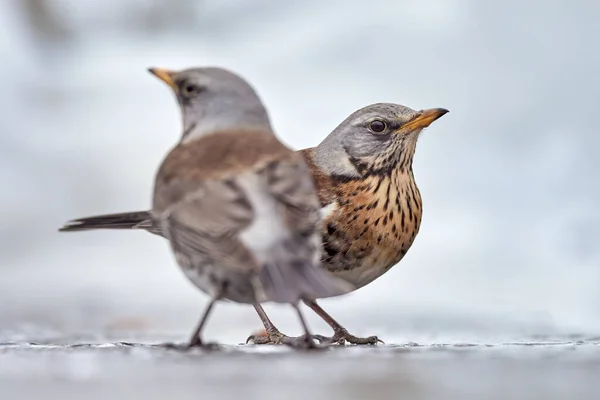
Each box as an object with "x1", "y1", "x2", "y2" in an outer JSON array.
[{"x1": 1, "y1": 0, "x2": 599, "y2": 345}]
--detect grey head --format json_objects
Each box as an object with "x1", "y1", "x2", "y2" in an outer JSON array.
[
  {"x1": 314, "y1": 103, "x2": 448, "y2": 178},
  {"x1": 148, "y1": 66, "x2": 273, "y2": 142}
]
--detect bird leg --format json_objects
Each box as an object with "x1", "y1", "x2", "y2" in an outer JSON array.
[
  {"x1": 304, "y1": 300, "x2": 383, "y2": 345},
  {"x1": 187, "y1": 298, "x2": 217, "y2": 347},
  {"x1": 246, "y1": 303, "x2": 318, "y2": 348},
  {"x1": 165, "y1": 297, "x2": 221, "y2": 351},
  {"x1": 289, "y1": 303, "x2": 320, "y2": 350}
]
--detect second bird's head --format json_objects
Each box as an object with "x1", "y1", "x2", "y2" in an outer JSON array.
[{"x1": 315, "y1": 103, "x2": 449, "y2": 178}]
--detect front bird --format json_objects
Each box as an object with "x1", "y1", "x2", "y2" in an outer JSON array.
[{"x1": 64, "y1": 66, "x2": 353, "y2": 349}]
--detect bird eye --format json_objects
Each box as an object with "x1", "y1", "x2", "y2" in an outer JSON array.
[
  {"x1": 181, "y1": 83, "x2": 202, "y2": 97},
  {"x1": 369, "y1": 120, "x2": 386, "y2": 133}
]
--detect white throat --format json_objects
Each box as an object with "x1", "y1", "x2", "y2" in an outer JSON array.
[{"x1": 181, "y1": 116, "x2": 273, "y2": 144}]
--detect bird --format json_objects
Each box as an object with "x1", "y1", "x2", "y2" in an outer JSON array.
[
  {"x1": 60, "y1": 102, "x2": 448, "y2": 345},
  {"x1": 292, "y1": 104, "x2": 448, "y2": 345},
  {"x1": 65, "y1": 66, "x2": 353, "y2": 349},
  {"x1": 246, "y1": 103, "x2": 448, "y2": 345}
]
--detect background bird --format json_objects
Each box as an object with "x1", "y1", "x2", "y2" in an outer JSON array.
[
  {"x1": 60, "y1": 102, "x2": 447, "y2": 345},
  {"x1": 64, "y1": 66, "x2": 352, "y2": 349}
]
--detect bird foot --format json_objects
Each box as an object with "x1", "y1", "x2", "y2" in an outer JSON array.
[
  {"x1": 246, "y1": 329, "x2": 323, "y2": 350},
  {"x1": 283, "y1": 334, "x2": 323, "y2": 351},
  {"x1": 312, "y1": 329, "x2": 383, "y2": 345},
  {"x1": 246, "y1": 328, "x2": 283, "y2": 345}
]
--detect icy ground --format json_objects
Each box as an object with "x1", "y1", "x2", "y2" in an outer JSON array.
[{"x1": 1, "y1": 338, "x2": 599, "y2": 400}]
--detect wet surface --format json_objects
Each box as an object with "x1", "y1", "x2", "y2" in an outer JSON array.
[{"x1": 2, "y1": 339, "x2": 599, "y2": 400}]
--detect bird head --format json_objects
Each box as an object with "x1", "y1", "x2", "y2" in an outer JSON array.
[
  {"x1": 148, "y1": 67, "x2": 273, "y2": 142},
  {"x1": 314, "y1": 103, "x2": 448, "y2": 177}
]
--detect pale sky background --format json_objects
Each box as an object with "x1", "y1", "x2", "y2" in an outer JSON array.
[{"x1": 1, "y1": 0, "x2": 599, "y2": 344}]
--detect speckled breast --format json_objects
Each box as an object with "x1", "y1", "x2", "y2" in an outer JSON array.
[{"x1": 320, "y1": 169, "x2": 422, "y2": 288}]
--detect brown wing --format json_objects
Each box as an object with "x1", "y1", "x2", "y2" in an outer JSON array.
[{"x1": 152, "y1": 129, "x2": 292, "y2": 272}]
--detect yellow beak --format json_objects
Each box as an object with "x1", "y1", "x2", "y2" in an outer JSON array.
[
  {"x1": 401, "y1": 108, "x2": 449, "y2": 131},
  {"x1": 148, "y1": 67, "x2": 177, "y2": 90}
]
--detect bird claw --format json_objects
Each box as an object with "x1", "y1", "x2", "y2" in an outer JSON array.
[
  {"x1": 246, "y1": 330, "x2": 324, "y2": 350},
  {"x1": 246, "y1": 334, "x2": 282, "y2": 345},
  {"x1": 246, "y1": 329, "x2": 288, "y2": 345},
  {"x1": 315, "y1": 329, "x2": 383, "y2": 345}
]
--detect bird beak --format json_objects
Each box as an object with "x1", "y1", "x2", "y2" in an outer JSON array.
[
  {"x1": 401, "y1": 108, "x2": 449, "y2": 131},
  {"x1": 148, "y1": 67, "x2": 177, "y2": 90}
]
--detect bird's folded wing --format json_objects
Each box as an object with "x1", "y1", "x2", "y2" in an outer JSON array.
[{"x1": 159, "y1": 179, "x2": 258, "y2": 272}]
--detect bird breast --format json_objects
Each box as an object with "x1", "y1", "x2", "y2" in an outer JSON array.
[{"x1": 321, "y1": 169, "x2": 422, "y2": 288}]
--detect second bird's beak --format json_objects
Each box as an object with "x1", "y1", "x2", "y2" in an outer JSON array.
[
  {"x1": 148, "y1": 67, "x2": 177, "y2": 90},
  {"x1": 401, "y1": 108, "x2": 449, "y2": 131}
]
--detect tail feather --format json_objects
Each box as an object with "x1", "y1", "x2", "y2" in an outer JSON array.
[
  {"x1": 257, "y1": 257, "x2": 354, "y2": 304},
  {"x1": 58, "y1": 211, "x2": 161, "y2": 235}
]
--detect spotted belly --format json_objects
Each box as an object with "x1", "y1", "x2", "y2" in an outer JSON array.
[
  {"x1": 322, "y1": 236, "x2": 410, "y2": 288},
  {"x1": 318, "y1": 173, "x2": 422, "y2": 289}
]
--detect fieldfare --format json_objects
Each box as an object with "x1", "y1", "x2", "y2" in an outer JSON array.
[{"x1": 64, "y1": 66, "x2": 353, "y2": 349}]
